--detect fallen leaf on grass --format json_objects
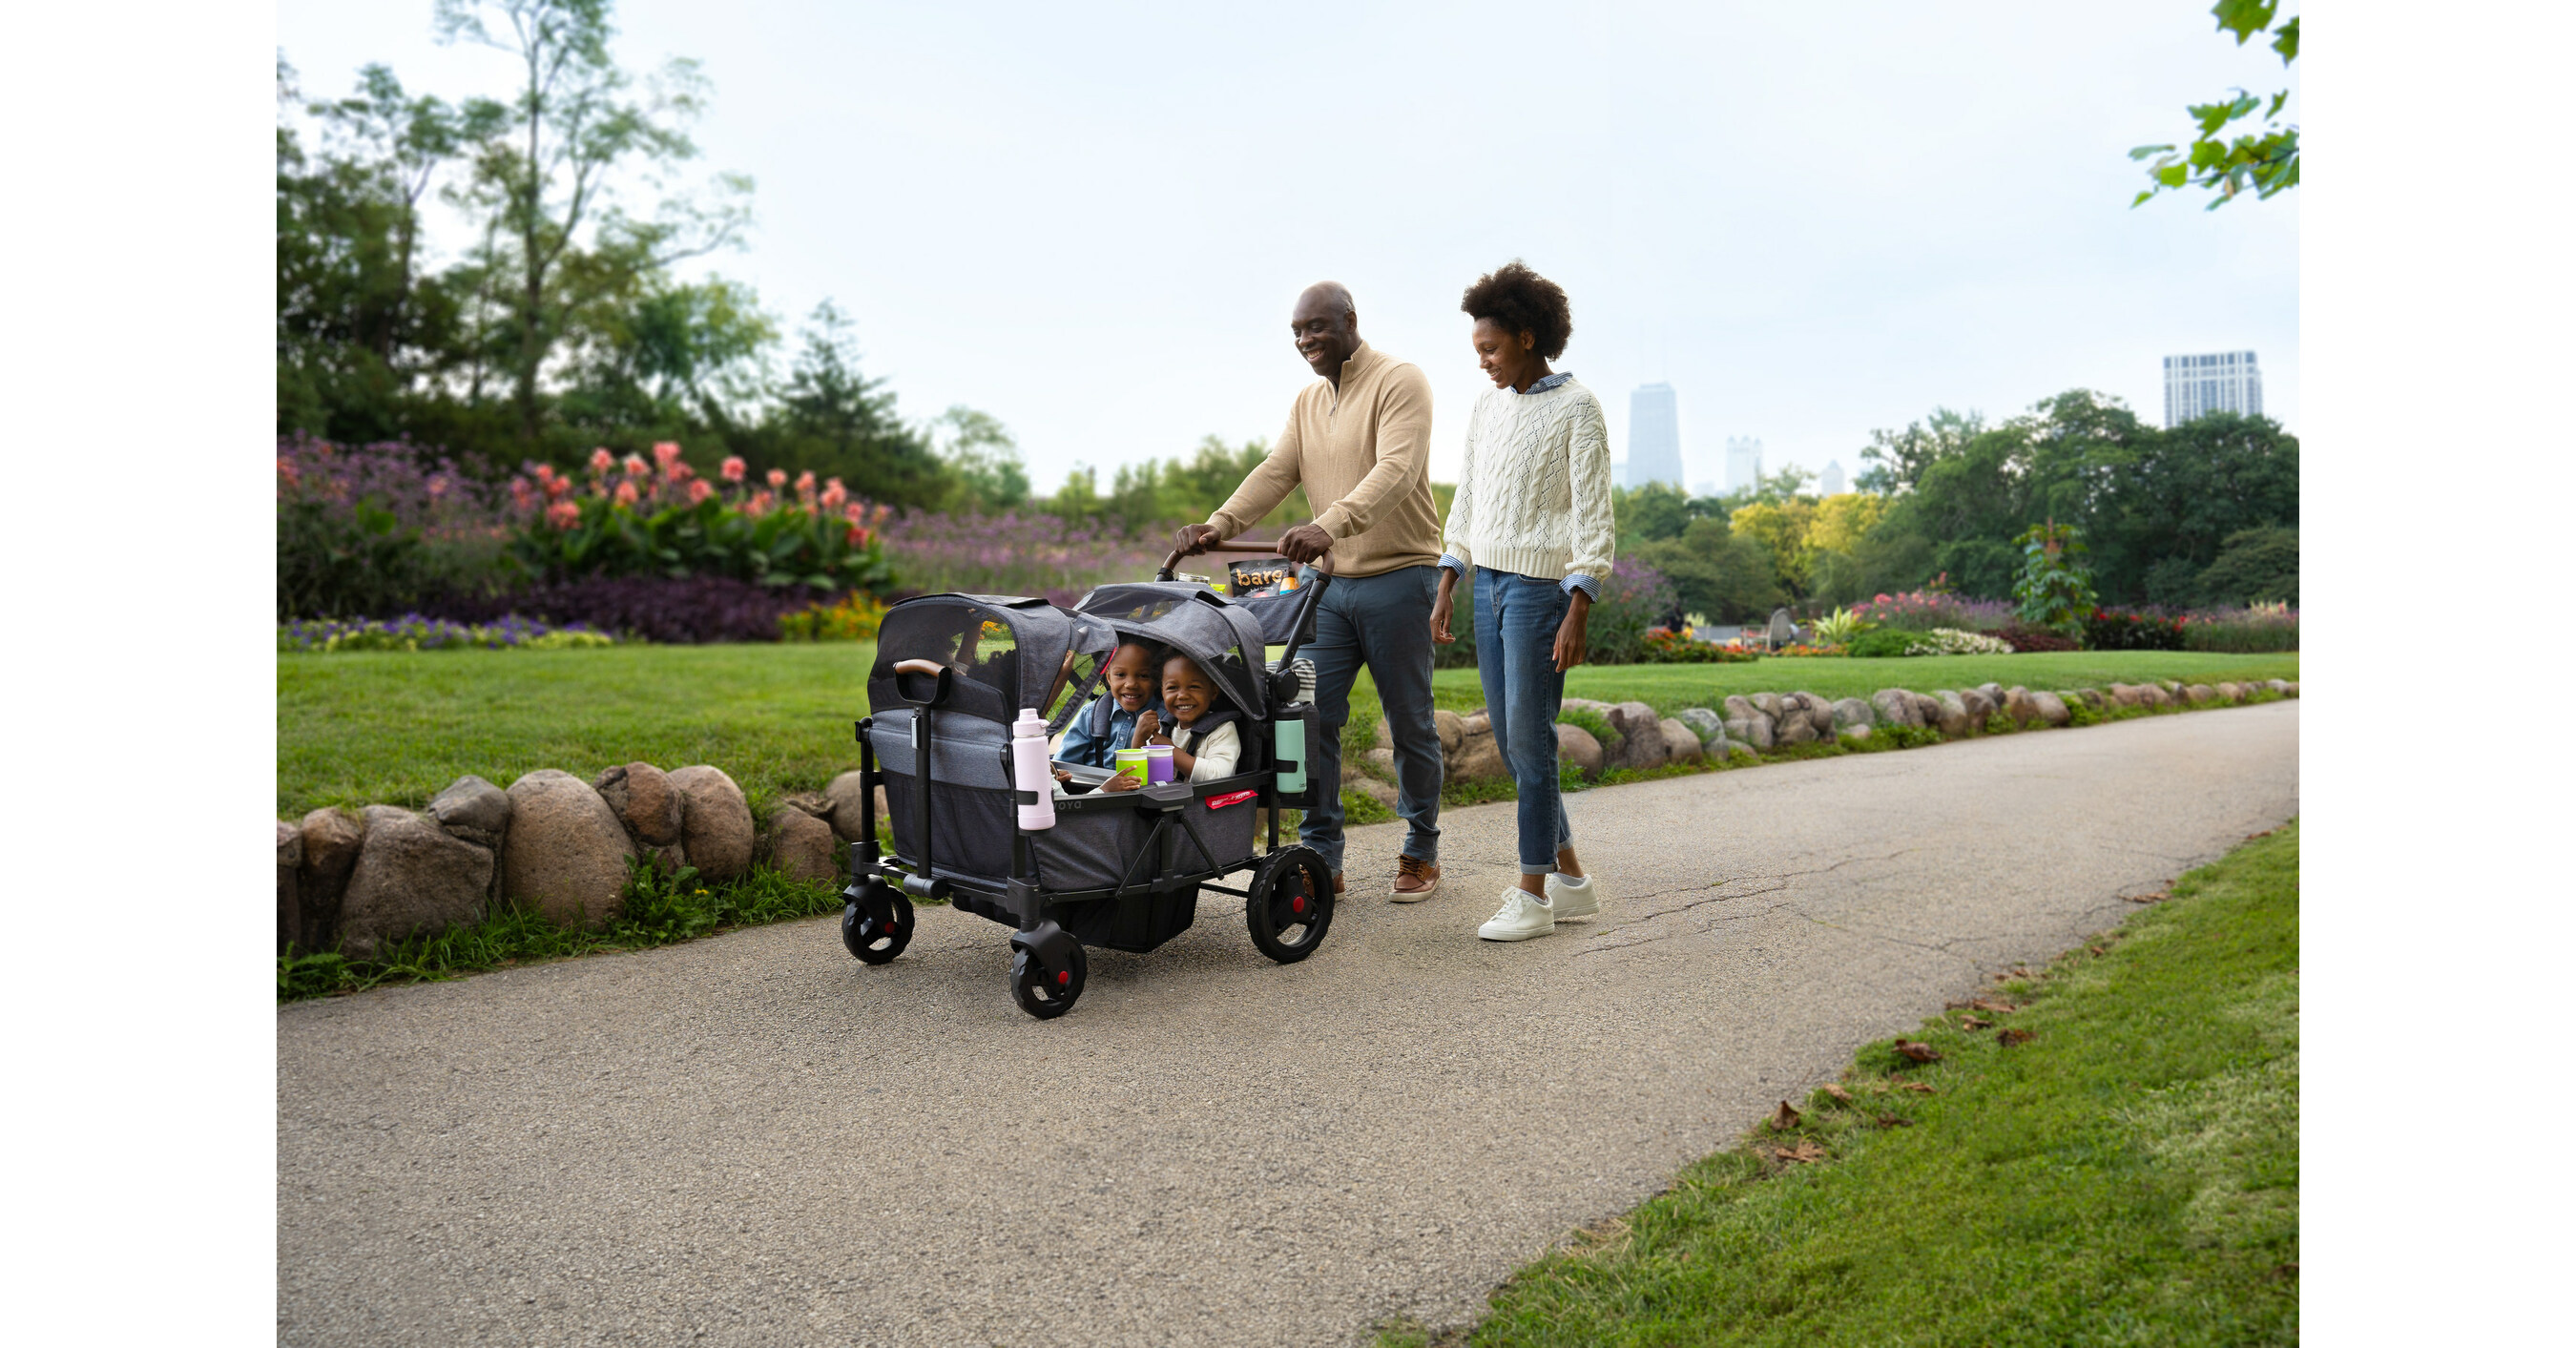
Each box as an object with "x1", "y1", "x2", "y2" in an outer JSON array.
[
  {"x1": 1970, "y1": 998, "x2": 2019, "y2": 1014},
  {"x1": 2124, "y1": 892, "x2": 2169, "y2": 904},
  {"x1": 1774, "y1": 1141, "x2": 1826, "y2": 1163},
  {"x1": 2088, "y1": 944, "x2": 2107, "y2": 956},
  {"x1": 1772, "y1": 1100, "x2": 1803, "y2": 1130},
  {"x1": 1873, "y1": 1114, "x2": 1914, "y2": 1129},
  {"x1": 1958, "y1": 1014, "x2": 1992, "y2": 1030},
  {"x1": 1893, "y1": 1039, "x2": 1943, "y2": 1064},
  {"x1": 1820, "y1": 1084, "x2": 1854, "y2": 1104},
  {"x1": 1899, "y1": 1081, "x2": 1936, "y2": 1094},
  {"x1": 1997, "y1": 1028, "x2": 2034, "y2": 1047}
]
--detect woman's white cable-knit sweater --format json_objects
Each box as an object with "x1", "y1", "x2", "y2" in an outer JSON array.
[{"x1": 1441, "y1": 377, "x2": 1615, "y2": 584}]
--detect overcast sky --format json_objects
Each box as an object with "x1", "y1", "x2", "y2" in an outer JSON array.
[{"x1": 276, "y1": 1, "x2": 2299, "y2": 494}]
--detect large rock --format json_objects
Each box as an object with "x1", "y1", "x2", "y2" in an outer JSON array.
[
  {"x1": 277, "y1": 821, "x2": 301, "y2": 955},
  {"x1": 2138, "y1": 683, "x2": 2172, "y2": 710},
  {"x1": 765, "y1": 804, "x2": 840, "y2": 885},
  {"x1": 339, "y1": 805, "x2": 493, "y2": 959},
  {"x1": 1927, "y1": 691, "x2": 1971, "y2": 736},
  {"x1": 1559, "y1": 697, "x2": 1616, "y2": 720},
  {"x1": 1658, "y1": 717, "x2": 1705, "y2": 766},
  {"x1": 824, "y1": 769, "x2": 892, "y2": 845},
  {"x1": 593, "y1": 762, "x2": 684, "y2": 847},
  {"x1": 502, "y1": 770, "x2": 636, "y2": 926},
  {"x1": 2029, "y1": 690, "x2": 2071, "y2": 726},
  {"x1": 2186, "y1": 683, "x2": 2218, "y2": 705},
  {"x1": 1831, "y1": 697, "x2": 1877, "y2": 731},
  {"x1": 1959, "y1": 687, "x2": 1998, "y2": 728},
  {"x1": 1976, "y1": 682, "x2": 2007, "y2": 705},
  {"x1": 1348, "y1": 776, "x2": 1400, "y2": 809},
  {"x1": 296, "y1": 807, "x2": 365, "y2": 953},
  {"x1": 1796, "y1": 694, "x2": 1836, "y2": 737},
  {"x1": 1365, "y1": 746, "x2": 1399, "y2": 779},
  {"x1": 1433, "y1": 709, "x2": 1465, "y2": 757},
  {"x1": 1604, "y1": 702, "x2": 1671, "y2": 772},
  {"x1": 1724, "y1": 715, "x2": 1775, "y2": 750},
  {"x1": 2109, "y1": 683, "x2": 2142, "y2": 707},
  {"x1": 667, "y1": 765, "x2": 755, "y2": 882},
  {"x1": 1871, "y1": 689, "x2": 1922, "y2": 729},
  {"x1": 1555, "y1": 722, "x2": 1604, "y2": 778},
  {"x1": 1459, "y1": 708, "x2": 1492, "y2": 739},
  {"x1": 1773, "y1": 712, "x2": 1818, "y2": 748},
  {"x1": 2283, "y1": 681, "x2": 2298, "y2": 697},
  {"x1": 1838, "y1": 724, "x2": 1872, "y2": 743},
  {"x1": 1446, "y1": 725, "x2": 1507, "y2": 783},
  {"x1": 1722, "y1": 738, "x2": 1760, "y2": 763},
  {"x1": 1750, "y1": 692, "x2": 1785, "y2": 720},
  {"x1": 428, "y1": 775, "x2": 510, "y2": 852},
  {"x1": 1911, "y1": 692, "x2": 1945, "y2": 725},
  {"x1": 2001, "y1": 687, "x2": 2041, "y2": 727},
  {"x1": 2266, "y1": 678, "x2": 2291, "y2": 695},
  {"x1": 1676, "y1": 707, "x2": 1726, "y2": 745},
  {"x1": 1374, "y1": 717, "x2": 1393, "y2": 751}
]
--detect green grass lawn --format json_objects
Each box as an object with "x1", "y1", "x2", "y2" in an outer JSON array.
[
  {"x1": 277, "y1": 645, "x2": 2297, "y2": 819},
  {"x1": 1387, "y1": 822, "x2": 2300, "y2": 1348}
]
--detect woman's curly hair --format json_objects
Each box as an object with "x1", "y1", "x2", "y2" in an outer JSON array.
[{"x1": 1460, "y1": 260, "x2": 1572, "y2": 362}]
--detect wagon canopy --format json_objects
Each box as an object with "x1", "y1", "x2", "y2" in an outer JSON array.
[
  {"x1": 868, "y1": 593, "x2": 1119, "y2": 728},
  {"x1": 1075, "y1": 582, "x2": 1270, "y2": 720}
]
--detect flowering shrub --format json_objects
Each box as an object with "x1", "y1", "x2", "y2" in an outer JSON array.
[
  {"x1": 277, "y1": 437, "x2": 515, "y2": 619},
  {"x1": 1809, "y1": 607, "x2": 1871, "y2": 645},
  {"x1": 1901, "y1": 628, "x2": 2015, "y2": 655},
  {"x1": 2084, "y1": 607, "x2": 2188, "y2": 652},
  {"x1": 1642, "y1": 627, "x2": 1759, "y2": 663},
  {"x1": 279, "y1": 613, "x2": 613, "y2": 653},
  {"x1": 1585, "y1": 558, "x2": 1678, "y2": 665},
  {"x1": 420, "y1": 575, "x2": 828, "y2": 645},
  {"x1": 877, "y1": 509, "x2": 1165, "y2": 607},
  {"x1": 2182, "y1": 601, "x2": 2298, "y2": 653},
  {"x1": 1849, "y1": 588, "x2": 2013, "y2": 633},
  {"x1": 779, "y1": 591, "x2": 890, "y2": 642},
  {"x1": 505, "y1": 445, "x2": 895, "y2": 596},
  {"x1": 1766, "y1": 643, "x2": 1852, "y2": 657}
]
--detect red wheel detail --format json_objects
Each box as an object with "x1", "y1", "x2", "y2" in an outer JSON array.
[
  {"x1": 1292, "y1": 895, "x2": 1305, "y2": 913},
  {"x1": 1056, "y1": 969, "x2": 1071, "y2": 985}
]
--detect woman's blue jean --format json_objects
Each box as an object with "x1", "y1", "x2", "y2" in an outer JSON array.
[{"x1": 1473, "y1": 568, "x2": 1573, "y2": 875}]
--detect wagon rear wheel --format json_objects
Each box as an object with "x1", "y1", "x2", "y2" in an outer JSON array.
[
  {"x1": 1009, "y1": 942, "x2": 1087, "y2": 1019},
  {"x1": 1247, "y1": 845, "x2": 1334, "y2": 964}
]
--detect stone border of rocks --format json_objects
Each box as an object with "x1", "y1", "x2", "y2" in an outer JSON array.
[
  {"x1": 279, "y1": 677, "x2": 2294, "y2": 961},
  {"x1": 1339, "y1": 677, "x2": 2298, "y2": 807}
]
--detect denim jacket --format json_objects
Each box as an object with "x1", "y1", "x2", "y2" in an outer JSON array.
[{"x1": 1055, "y1": 694, "x2": 1161, "y2": 769}]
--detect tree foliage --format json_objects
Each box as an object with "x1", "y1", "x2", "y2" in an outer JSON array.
[{"x1": 2130, "y1": 1, "x2": 2299, "y2": 209}]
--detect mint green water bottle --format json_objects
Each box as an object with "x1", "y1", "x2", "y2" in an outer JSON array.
[{"x1": 1275, "y1": 714, "x2": 1306, "y2": 797}]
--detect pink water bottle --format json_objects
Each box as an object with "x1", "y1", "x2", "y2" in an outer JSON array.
[{"x1": 1010, "y1": 707, "x2": 1055, "y2": 829}]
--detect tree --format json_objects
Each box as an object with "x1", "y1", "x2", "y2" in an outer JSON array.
[
  {"x1": 2091, "y1": 410, "x2": 2298, "y2": 601},
  {"x1": 2012, "y1": 521, "x2": 2099, "y2": 634},
  {"x1": 929, "y1": 406, "x2": 1030, "y2": 513},
  {"x1": 758, "y1": 301, "x2": 945, "y2": 507},
  {"x1": 434, "y1": 0, "x2": 752, "y2": 445},
  {"x1": 1636, "y1": 518, "x2": 1784, "y2": 625},
  {"x1": 1855, "y1": 407, "x2": 1984, "y2": 494},
  {"x1": 2195, "y1": 525, "x2": 2298, "y2": 605},
  {"x1": 2130, "y1": 2, "x2": 2299, "y2": 209}
]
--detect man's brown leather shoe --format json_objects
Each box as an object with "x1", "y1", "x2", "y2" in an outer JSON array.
[{"x1": 1391, "y1": 854, "x2": 1441, "y2": 902}]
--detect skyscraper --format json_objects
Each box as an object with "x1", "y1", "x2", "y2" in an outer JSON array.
[
  {"x1": 1627, "y1": 384, "x2": 1683, "y2": 489},
  {"x1": 1820, "y1": 459, "x2": 1846, "y2": 496},
  {"x1": 2162, "y1": 350, "x2": 2263, "y2": 427},
  {"x1": 1725, "y1": 436, "x2": 1764, "y2": 493}
]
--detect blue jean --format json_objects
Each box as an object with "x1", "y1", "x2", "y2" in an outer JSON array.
[
  {"x1": 1474, "y1": 568, "x2": 1572, "y2": 874},
  {"x1": 1300, "y1": 565, "x2": 1442, "y2": 873}
]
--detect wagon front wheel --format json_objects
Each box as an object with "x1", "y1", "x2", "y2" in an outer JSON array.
[
  {"x1": 1247, "y1": 845, "x2": 1334, "y2": 964},
  {"x1": 1010, "y1": 942, "x2": 1087, "y2": 1019},
  {"x1": 841, "y1": 888, "x2": 914, "y2": 964}
]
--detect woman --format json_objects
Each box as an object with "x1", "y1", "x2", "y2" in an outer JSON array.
[{"x1": 1431, "y1": 260, "x2": 1614, "y2": 942}]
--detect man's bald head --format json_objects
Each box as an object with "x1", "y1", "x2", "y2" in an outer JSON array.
[{"x1": 1289, "y1": 281, "x2": 1361, "y2": 383}]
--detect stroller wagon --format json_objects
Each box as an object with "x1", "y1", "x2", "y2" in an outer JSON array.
[{"x1": 838, "y1": 544, "x2": 1339, "y2": 1018}]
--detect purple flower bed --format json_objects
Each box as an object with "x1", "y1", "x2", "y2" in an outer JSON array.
[
  {"x1": 277, "y1": 436, "x2": 510, "y2": 537},
  {"x1": 280, "y1": 613, "x2": 612, "y2": 653},
  {"x1": 419, "y1": 575, "x2": 825, "y2": 645}
]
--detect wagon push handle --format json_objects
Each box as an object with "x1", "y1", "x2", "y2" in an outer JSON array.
[{"x1": 1156, "y1": 537, "x2": 1338, "y2": 583}]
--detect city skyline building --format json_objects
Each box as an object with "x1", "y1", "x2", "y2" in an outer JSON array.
[
  {"x1": 1627, "y1": 383, "x2": 1684, "y2": 489},
  {"x1": 2162, "y1": 350, "x2": 2263, "y2": 427},
  {"x1": 1725, "y1": 435, "x2": 1764, "y2": 492},
  {"x1": 1820, "y1": 459, "x2": 1846, "y2": 496}
]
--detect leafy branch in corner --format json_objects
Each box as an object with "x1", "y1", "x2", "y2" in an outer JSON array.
[{"x1": 2130, "y1": 1, "x2": 2299, "y2": 209}]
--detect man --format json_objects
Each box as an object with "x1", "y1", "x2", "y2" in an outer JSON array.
[{"x1": 1175, "y1": 282, "x2": 1445, "y2": 900}]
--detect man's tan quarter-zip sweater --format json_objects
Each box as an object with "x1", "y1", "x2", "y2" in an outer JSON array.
[{"x1": 1205, "y1": 342, "x2": 1441, "y2": 578}]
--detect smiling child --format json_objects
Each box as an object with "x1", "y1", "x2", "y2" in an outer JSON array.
[
  {"x1": 1133, "y1": 652, "x2": 1240, "y2": 782},
  {"x1": 1054, "y1": 640, "x2": 1165, "y2": 789}
]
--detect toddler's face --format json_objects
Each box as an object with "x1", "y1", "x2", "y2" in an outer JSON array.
[
  {"x1": 1161, "y1": 656, "x2": 1217, "y2": 724},
  {"x1": 1105, "y1": 644, "x2": 1158, "y2": 712}
]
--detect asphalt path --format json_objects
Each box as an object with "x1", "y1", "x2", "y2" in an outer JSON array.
[{"x1": 279, "y1": 700, "x2": 2298, "y2": 1346}]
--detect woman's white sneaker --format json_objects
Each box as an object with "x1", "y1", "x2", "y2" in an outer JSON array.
[
  {"x1": 1478, "y1": 889, "x2": 1556, "y2": 942},
  {"x1": 1545, "y1": 872, "x2": 1598, "y2": 920}
]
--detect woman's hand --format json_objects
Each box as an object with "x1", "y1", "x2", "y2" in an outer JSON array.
[
  {"x1": 1430, "y1": 570, "x2": 1458, "y2": 644},
  {"x1": 1131, "y1": 710, "x2": 1161, "y2": 746},
  {"x1": 1553, "y1": 591, "x2": 1591, "y2": 673}
]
